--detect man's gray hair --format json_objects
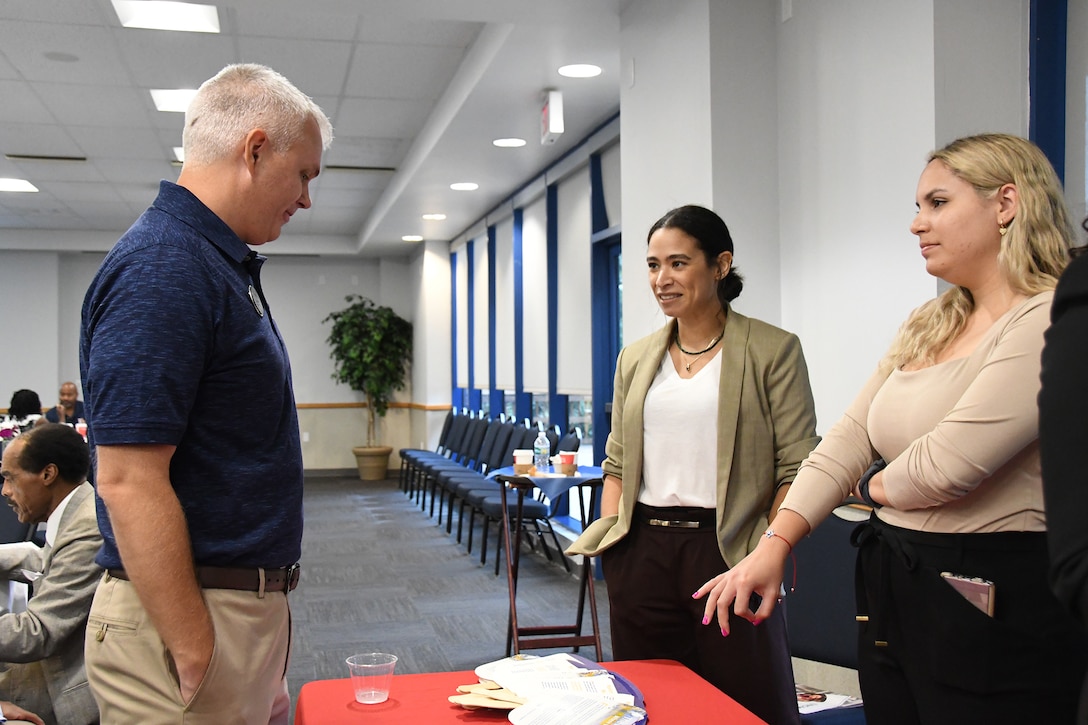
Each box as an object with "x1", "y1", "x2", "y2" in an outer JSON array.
[{"x1": 182, "y1": 63, "x2": 333, "y2": 166}]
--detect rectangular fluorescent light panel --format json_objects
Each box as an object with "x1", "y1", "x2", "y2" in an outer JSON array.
[
  {"x1": 0, "y1": 179, "x2": 39, "y2": 193},
  {"x1": 151, "y1": 88, "x2": 199, "y2": 113},
  {"x1": 112, "y1": 0, "x2": 220, "y2": 33}
]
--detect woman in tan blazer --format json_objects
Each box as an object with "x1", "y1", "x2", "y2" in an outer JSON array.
[{"x1": 568, "y1": 205, "x2": 819, "y2": 725}]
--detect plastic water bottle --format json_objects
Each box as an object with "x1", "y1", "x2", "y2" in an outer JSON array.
[{"x1": 533, "y1": 430, "x2": 550, "y2": 471}]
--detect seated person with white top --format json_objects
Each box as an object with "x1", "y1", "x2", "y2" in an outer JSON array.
[{"x1": 0, "y1": 424, "x2": 101, "y2": 725}]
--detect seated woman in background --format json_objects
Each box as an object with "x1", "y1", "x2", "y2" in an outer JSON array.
[
  {"x1": 695, "y1": 133, "x2": 1088, "y2": 723},
  {"x1": 569, "y1": 204, "x2": 819, "y2": 725},
  {"x1": 3, "y1": 389, "x2": 43, "y2": 431}
]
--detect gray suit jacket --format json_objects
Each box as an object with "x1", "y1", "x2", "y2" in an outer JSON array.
[
  {"x1": 0, "y1": 482, "x2": 101, "y2": 725},
  {"x1": 568, "y1": 308, "x2": 820, "y2": 567}
]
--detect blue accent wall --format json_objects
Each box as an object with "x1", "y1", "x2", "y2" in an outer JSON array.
[
  {"x1": 546, "y1": 183, "x2": 566, "y2": 430},
  {"x1": 513, "y1": 209, "x2": 531, "y2": 422},
  {"x1": 487, "y1": 225, "x2": 502, "y2": 416},
  {"x1": 465, "y1": 239, "x2": 482, "y2": 411},
  {"x1": 1029, "y1": 0, "x2": 1068, "y2": 181},
  {"x1": 450, "y1": 250, "x2": 463, "y2": 411}
]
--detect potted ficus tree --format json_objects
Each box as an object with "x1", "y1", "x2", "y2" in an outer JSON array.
[{"x1": 323, "y1": 295, "x2": 413, "y2": 480}]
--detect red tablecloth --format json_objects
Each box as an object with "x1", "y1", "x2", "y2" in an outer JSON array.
[{"x1": 294, "y1": 659, "x2": 768, "y2": 724}]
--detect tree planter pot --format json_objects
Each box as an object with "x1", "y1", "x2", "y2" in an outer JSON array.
[{"x1": 353, "y1": 445, "x2": 393, "y2": 481}]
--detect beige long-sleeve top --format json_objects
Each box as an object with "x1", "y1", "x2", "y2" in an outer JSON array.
[{"x1": 781, "y1": 291, "x2": 1052, "y2": 534}]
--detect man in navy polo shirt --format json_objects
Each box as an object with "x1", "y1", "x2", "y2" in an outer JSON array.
[{"x1": 79, "y1": 64, "x2": 332, "y2": 724}]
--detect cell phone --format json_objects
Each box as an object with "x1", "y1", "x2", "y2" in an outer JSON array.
[{"x1": 940, "y1": 571, "x2": 995, "y2": 617}]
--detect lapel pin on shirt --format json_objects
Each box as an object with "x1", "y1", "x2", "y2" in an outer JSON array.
[{"x1": 248, "y1": 285, "x2": 264, "y2": 318}]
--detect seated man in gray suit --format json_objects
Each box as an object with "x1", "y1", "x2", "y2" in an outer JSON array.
[{"x1": 0, "y1": 424, "x2": 101, "y2": 725}]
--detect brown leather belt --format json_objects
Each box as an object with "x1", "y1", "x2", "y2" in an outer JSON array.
[{"x1": 107, "y1": 564, "x2": 300, "y2": 595}]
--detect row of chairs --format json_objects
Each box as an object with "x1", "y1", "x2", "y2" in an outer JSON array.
[{"x1": 398, "y1": 409, "x2": 581, "y2": 573}]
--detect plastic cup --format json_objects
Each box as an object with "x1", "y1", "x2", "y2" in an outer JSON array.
[
  {"x1": 346, "y1": 652, "x2": 397, "y2": 704},
  {"x1": 558, "y1": 452, "x2": 576, "y2": 475}
]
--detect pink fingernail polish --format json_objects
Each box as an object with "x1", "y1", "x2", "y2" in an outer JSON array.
[
  {"x1": 691, "y1": 591, "x2": 700, "y2": 599},
  {"x1": 720, "y1": 628, "x2": 729, "y2": 637},
  {"x1": 753, "y1": 618, "x2": 763, "y2": 627},
  {"x1": 701, "y1": 615, "x2": 709, "y2": 626}
]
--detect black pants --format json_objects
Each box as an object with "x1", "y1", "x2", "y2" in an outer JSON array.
[
  {"x1": 602, "y1": 505, "x2": 799, "y2": 725},
  {"x1": 854, "y1": 515, "x2": 1088, "y2": 724}
]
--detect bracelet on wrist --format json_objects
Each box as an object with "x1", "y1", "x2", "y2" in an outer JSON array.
[{"x1": 764, "y1": 528, "x2": 797, "y2": 594}]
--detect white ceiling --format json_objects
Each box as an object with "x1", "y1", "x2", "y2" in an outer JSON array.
[{"x1": 0, "y1": 0, "x2": 622, "y2": 257}]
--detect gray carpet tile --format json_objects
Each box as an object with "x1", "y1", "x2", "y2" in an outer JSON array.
[{"x1": 286, "y1": 474, "x2": 612, "y2": 718}]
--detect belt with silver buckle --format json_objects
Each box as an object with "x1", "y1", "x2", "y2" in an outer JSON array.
[{"x1": 646, "y1": 518, "x2": 702, "y2": 529}]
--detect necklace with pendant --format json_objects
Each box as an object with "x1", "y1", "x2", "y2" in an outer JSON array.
[{"x1": 675, "y1": 326, "x2": 724, "y2": 372}]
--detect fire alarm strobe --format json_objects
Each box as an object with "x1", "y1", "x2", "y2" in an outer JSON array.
[{"x1": 540, "y1": 89, "x2": 564, "y2": 145}]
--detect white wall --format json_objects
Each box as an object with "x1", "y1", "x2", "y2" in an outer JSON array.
[
  {"x1": 620, "y1": 0, "x2": 1031, "y2": 435},
  {"x1": 0, "y1": 252, "x2": 61, "y2": 405},
  {"x1": 777, "y1": 2, "x2": 939, "y2": 431},
  {"x1": 1067, "y1": 0, "x2": 1088, "y2": 224},
  {"x1": 619, "y1": 0, "x2": 715, "y2": 346},
  {"x1": 1, "y1": 248, "x2": 423, "y2": 471},
  {"x1": 708, "y1": 0, "x2": 781, "y2": 323}
]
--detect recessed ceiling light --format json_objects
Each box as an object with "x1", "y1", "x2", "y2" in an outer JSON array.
[
  {"x1": 493, "y1": 138, "x2": 527, "y2": 148},
  {"x1": 558, "y1": 64, "x2": 602, "y2": 78},
  {"x1": 402, "y1": 235, "x2": 424, "y2": 242},
  {"x1": 422, "y1": 213, "x2": 446, "y2": 221},
  {"x1": 0, "y1": 178, "x2": 39, "y2": 193},
  {"x1": 151, "y1": 89, "x2": 198, "y2": 113},
  {"x1": 112, "y1": 0, "x2": 220, "y2": 33},
  {"x1": 173, "y1": 147, "x2": 185, "y2": 162},
  {"x1": 450, "y1": 182, "x2": 478, "y2": 191}
]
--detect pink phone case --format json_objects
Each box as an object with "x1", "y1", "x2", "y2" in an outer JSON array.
[{"x1": 940, "y1": 571, "x2": 995, "y2": 616}]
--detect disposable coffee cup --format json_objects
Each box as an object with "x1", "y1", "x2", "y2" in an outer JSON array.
[
  {"x1": 558, "y1": 452, "x2": 576, "y2": 475},
  {"x1": 513, "y1": 449, "x2": 533, "y2": 474},
  {"x1": 346, "y1": 652, "x2": 397, "y2": 704}
]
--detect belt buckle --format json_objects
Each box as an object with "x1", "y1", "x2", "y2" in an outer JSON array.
[
  {"x1": 284, "y1": 563, "x2": 301, "y2": 593},
  {"x1": 648, "y1": 518, "x2": 700, "y2": 529}
]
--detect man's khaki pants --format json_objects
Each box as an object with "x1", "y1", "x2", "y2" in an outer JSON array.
[{"x1": 85, "y1": 573, "x2": 291, "y2": 725}]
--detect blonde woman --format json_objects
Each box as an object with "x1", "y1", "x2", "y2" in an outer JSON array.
[{"x1": 696, "y1": 134, "x2": 1088, "y2": 722}]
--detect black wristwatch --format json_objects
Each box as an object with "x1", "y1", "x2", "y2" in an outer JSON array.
[{"x1": 857, "y1": 458, "x2": 887, "y2": 509}]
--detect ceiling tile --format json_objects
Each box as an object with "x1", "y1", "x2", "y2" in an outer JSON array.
[
  {"x1": 233, "y1": 7, "x2": 359, "y2": 42},
  {"x1": 0, "y1": 80, "x2": 56, "y2": 124},
  {"x1": 68, "y1": 126, "x2": 165, "y2": 160},
  {"x1": 2, "y1": 124, "x2": 86, "y2": 159},
  {"x1": 112, "y1": 29, "x2": 236, "y2": 89},
  {"x1": 35, "y1": 83, "x2": 151, "y2": 128},
  {"x1": 0, "y1": 23, "x2": 128, "y2": 84},
  {"x1": 334, "y1": 98, "x2": 430, "y2": 139},
  {"x1": 236, "y1": 38, "x2": 353, "y2": 97},
  {"x1": 345, "y1": 43, "x2": 465, "y2": 100}
]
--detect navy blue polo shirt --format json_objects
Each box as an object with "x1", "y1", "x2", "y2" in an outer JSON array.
[{"x1": 80, "y1": 181, "x2": 304, "y2": 570}]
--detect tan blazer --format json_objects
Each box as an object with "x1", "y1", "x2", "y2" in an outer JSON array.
[
  {"x1": 0, "y1": 482, "x2": 101, "y2": 725},
  {"x1": 568, "y1": 308, "x2": 820, "y2": 567}
]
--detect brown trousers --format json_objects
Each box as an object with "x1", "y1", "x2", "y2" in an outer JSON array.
[
  {"x1": 84, "y1": 574, "x2": 291, "y2": 725},
  {"x1": 602, "y1": 510, "x2": 800, "y2": 725}
]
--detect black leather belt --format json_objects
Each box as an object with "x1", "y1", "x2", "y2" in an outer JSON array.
[
  {"x1": 635, "y1": 503, "x2": 715, "y2": 530},
  {"x1": 646, "y1": 518, "x2": 705, "y2": 528},
  {"x1": 107, "y1": 564, "x2": 300, "y2": 594}
]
